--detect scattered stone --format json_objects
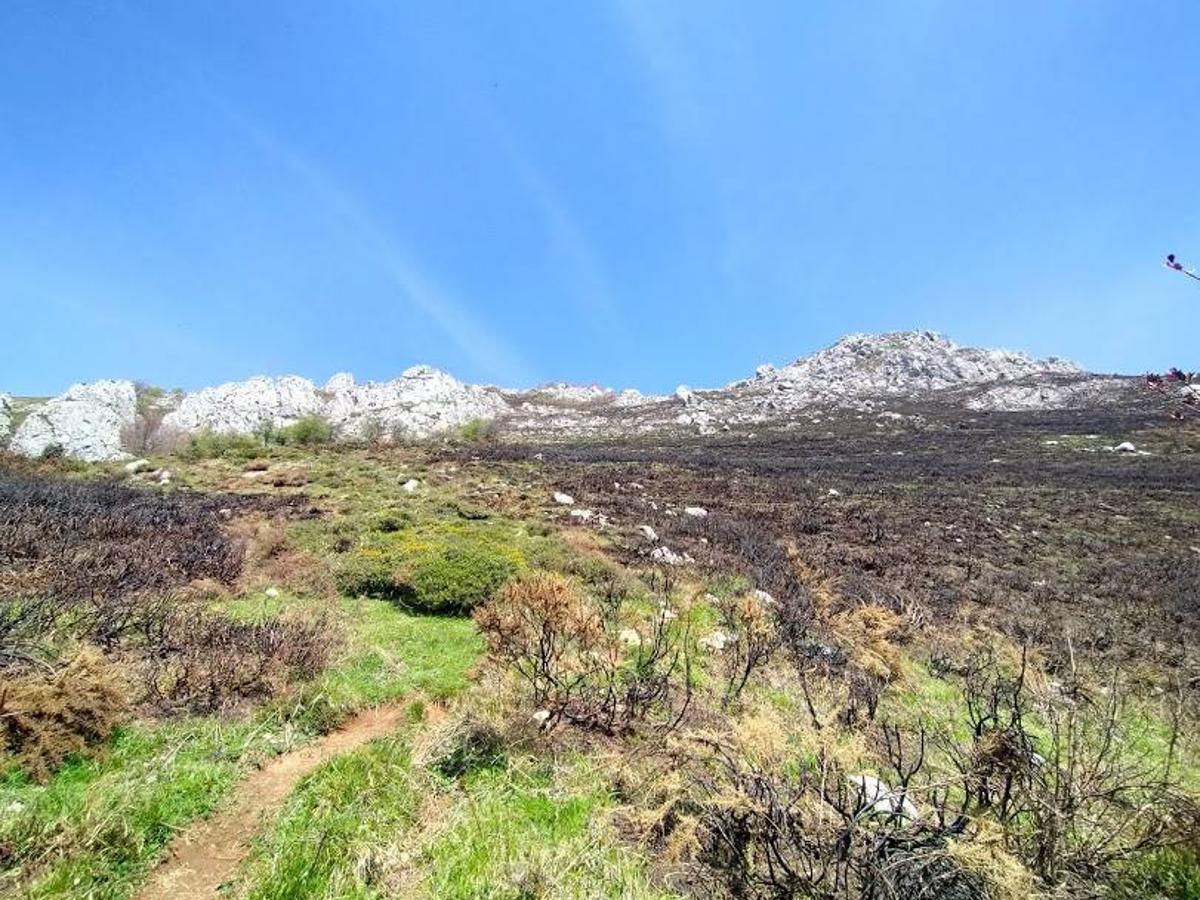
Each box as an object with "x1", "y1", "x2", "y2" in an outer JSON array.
[
  {"x1": 637, "y1": 524, "x2": 659, "y2": 542},
  {"x1": 402, "y1": 479, "x2": 421, "y2": 493},
  {"x1": 752, "y1": 589, "x2": 776, "y2": 606},
  {"x1": 698, "y1": 631, "x2": 731, "y2": 652},
  {"x1": 827, "y1": 488, "x2": 841, "y2": 497},
  {"x1": 553, "y1": 491, "x2": 574, "y2": 505},
  {"x1": 264, "y1": 587, "x2": 280, "y2": 598},
  {"x1": 124, "y1": 458, "x2": 151, "y2": 474},
  {"x1": 649, "y1": 546, "x2": 684, "y2": 566},
  {"x1": 1114, "y1": 441, "x2": 1136, "y2": 453},
  {"x1": 848, "y1": 774, "x2": 919, "y2": 820},
  {"x1": 684, "y1": 506, "x2": 708, "y2": 518},
  {"x1": 569, "y1": 508, "x2": 594, "y2": 522},
  {"x1": 531, "y1": 709, "x2": 552, "y2": 728}
]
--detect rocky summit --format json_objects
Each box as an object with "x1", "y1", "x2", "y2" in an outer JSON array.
[{"x1": 2, "y1": 331, "x2": 1137, "y2": 461}]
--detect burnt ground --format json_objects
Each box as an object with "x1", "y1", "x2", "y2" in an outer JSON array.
[{"x1": 458, "y1": 405, "x2": 1200, "y2": 690}]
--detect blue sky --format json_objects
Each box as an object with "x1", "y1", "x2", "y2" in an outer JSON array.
[{"x1": 2, "y1": 2, "x2": 1198, "y2": 396}]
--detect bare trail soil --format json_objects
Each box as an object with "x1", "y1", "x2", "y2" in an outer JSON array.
[{"x1": 136, "y1": 703, "x2": 408, "y2": 900}]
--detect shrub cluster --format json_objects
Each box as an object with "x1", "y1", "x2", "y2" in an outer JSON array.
[
  {"x1": 336, "y1": 527, "x2": 524, "y2": 614},
  {"x1": 474, "y1": 572, "x2": 693, "y2": 733},
  {"x1": 0, "y1": 647, "x2": 129, "y2": 781},
  {"x1": 176, "y1": 415, "x2": 335, "y2": 460},
  {"x1": 143, "y1": 608, "x2": 335, "y2": 713},
  {"x1": 0, "y1": 467, "x2": 334, "y2": 777}
]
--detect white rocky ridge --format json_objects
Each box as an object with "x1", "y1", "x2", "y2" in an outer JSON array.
[
  {"x1": 740, "y1": 331, "x2": 1082, "y2": 396},
  {"x1": 960, "y1": 375, "x2": 1136, "y2": 412},
  {"x1": 320, "y1": 367, "x2": 506, "y2": 440},
  {"x1": 10, "y1": 381, "x2": 137, "y2": 461},
  {"x1": 162, "y1": 366, "x2": 506, "y2": 442},
  {"x1": 5, "y1": 331, "x2": 1134, "y2": 460},
  {"x1": 163, "y1": 375, "x2": 322, "y2": 436}
]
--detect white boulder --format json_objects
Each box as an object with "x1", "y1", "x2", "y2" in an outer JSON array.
[
  {"x1": 848, "y1": 774, "x2": 919, "y2": 820},
  {"x1": 637, "y1": 524, "x2": 659, "y2": 542},
  {"x1": 10, "y1": 381, "x2": 137, "y2": 461},
  {"x1": 618, "y1": 628, "x2": 642, "y2": 647},
  {"x1": 684, "y1": 506, "x2": 708, "y2": 518},
  {"x1": 650, "y1": 546, "x2": 685, "y2": 566},
  {"x1": 553, "y1": 491, "x2": 575, "y2": 505},
  {"x1": 698, "y1": 630, "x2": 731, "y2": 652},
  {"x1": 402, "y1": 479, "x2": 421, "y2": 493}
]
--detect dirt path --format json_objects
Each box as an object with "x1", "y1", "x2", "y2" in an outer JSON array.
[{"x1": 137, "y1": 703, "x2": 408, "y2": 900}]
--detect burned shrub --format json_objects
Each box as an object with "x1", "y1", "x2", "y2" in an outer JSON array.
[
  {"x1": 0, "y1": 471, "x2": 244, "y2": 622},
  {"x1": 657, "y1": 726, "x2": 982, "y2": 900},
  {"x1": 474, "y1": 573, "x2": 605, "y2": 711},
  {"x1": 474, "y1": 572, "x2": 693, "y2": 733},
  {"x1": 0, "y1": 467, "x2": 335, "y2": 773},
  {"x1": 142, "y1": 608, "x2": 336, "y2": 713},
  {"x1": 0, "y1": 646, "x2": 130, "y2": 781},
  {"x1": 714, "y1": 591, "x2": 780, "y2": 707}
]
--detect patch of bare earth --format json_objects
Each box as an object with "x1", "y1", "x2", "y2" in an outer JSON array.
[{"x1": 136, "y1": 703, "x2": 407, "y2": 900}]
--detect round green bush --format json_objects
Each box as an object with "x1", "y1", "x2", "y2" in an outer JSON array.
[{"x1": 407, "y1": 539, "x2": 520, "y2": 614}]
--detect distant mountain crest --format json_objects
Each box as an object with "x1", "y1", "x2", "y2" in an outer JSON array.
[
  {"x1": 751, "y1": 330, "x2": 1082, "y2": 395},
  {"x1": 1, "y1": 331, "x2": 1125, "y2": 460}
]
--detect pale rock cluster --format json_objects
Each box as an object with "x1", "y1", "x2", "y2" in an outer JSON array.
[
  {"x1": 5, "y1": 331, "x2": 1135, "y2": 461},
  {"x1": 164, "y1": 366, "x2": 506, "y2": 441},
  {"x1": 9, "y1": 380, "x2": 137, "y2": 461}
]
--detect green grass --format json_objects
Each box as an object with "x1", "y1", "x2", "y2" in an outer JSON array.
[
  {"x1": 234, "y1": 742, "x2": 673, "y2": 899},
  {"x1": 238, "y1": 734, "x2": 422, "y2": 900},
  {"x1": 418, "y1": 757, "x2": 673, "y2": 899},
  {"x1": 0, "y1": 596, "x2": 483, "y2": 899},
  {"x1": 0, "y1": 716, "x2": 283, "y2": 898},
  {"x1": 1109, "y1": 846, "x2": 1200, "y2": 899},
  {"x1": 302, "y1": 599, "x2": 482, "y2": 711}
]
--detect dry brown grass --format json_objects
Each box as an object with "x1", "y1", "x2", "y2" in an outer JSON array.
[{"x1": 0, "y1": 646, "x2": 130, "y2": 781}]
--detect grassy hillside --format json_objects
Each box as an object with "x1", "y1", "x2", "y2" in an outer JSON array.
[{"x1": 2, "y1": 409, "x2": 1198, "y2": 898}]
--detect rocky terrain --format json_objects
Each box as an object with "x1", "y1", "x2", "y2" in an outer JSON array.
[
  {"x1": 3, "y1": 331, "x2": 1197, "y2": 900},
  {"x1": 1, "y1": 331, "x2": 1144, "y2": 460}
]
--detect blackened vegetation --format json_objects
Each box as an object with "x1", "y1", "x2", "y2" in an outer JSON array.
[
  {"x1": 0, "y1": 465, "x2": 332, "y2": 776},
  {"x1": 457, "y1": 411, "x2": 1200, "y2": 896},
  {"x1": 467, "y1": 410, "x2": 1200, "y2": 685},
  {"x1": 0, "y1": 472, "x2": 243, "y2": 657}
]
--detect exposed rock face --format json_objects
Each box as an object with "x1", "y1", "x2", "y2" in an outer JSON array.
[
  {"x1": 163, "y1": 376, "x2": 323, "y2": 436},
  {"x1": 4, "y1": 331, "x2": 1133, "y2": 461},
  {"x1": 524, "y1": 383, "x2": 615, "y2": 405},
  {"x1": 742, "y1": 331, "x2": 1082, "y2": 398},
  {"x1": 323, "y1": 366, "x2": 506, "y2": 440},
  {"x1": 162, "y1": 366, "x2": 507, "y2": 441},
  {"x1": 959, "y1": 375, "x2": 1134, "y2": 412},
  {"x1": 0, "y1": 394, "x2": 11, "y2": 441},
  {"x1": 10, "y1": 381, "x2": 136, "y2": 461}
]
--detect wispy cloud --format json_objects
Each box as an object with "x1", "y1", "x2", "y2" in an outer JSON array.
[
  {"x1": 478, "y1": 109, "x2": 626, "y2": 338},
  {"x1": 609, "y1": 0, "x2": 709, "y2": 148},
  {"x1": 196, "y1": 88, "x2": 537, "y2": 387}
]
